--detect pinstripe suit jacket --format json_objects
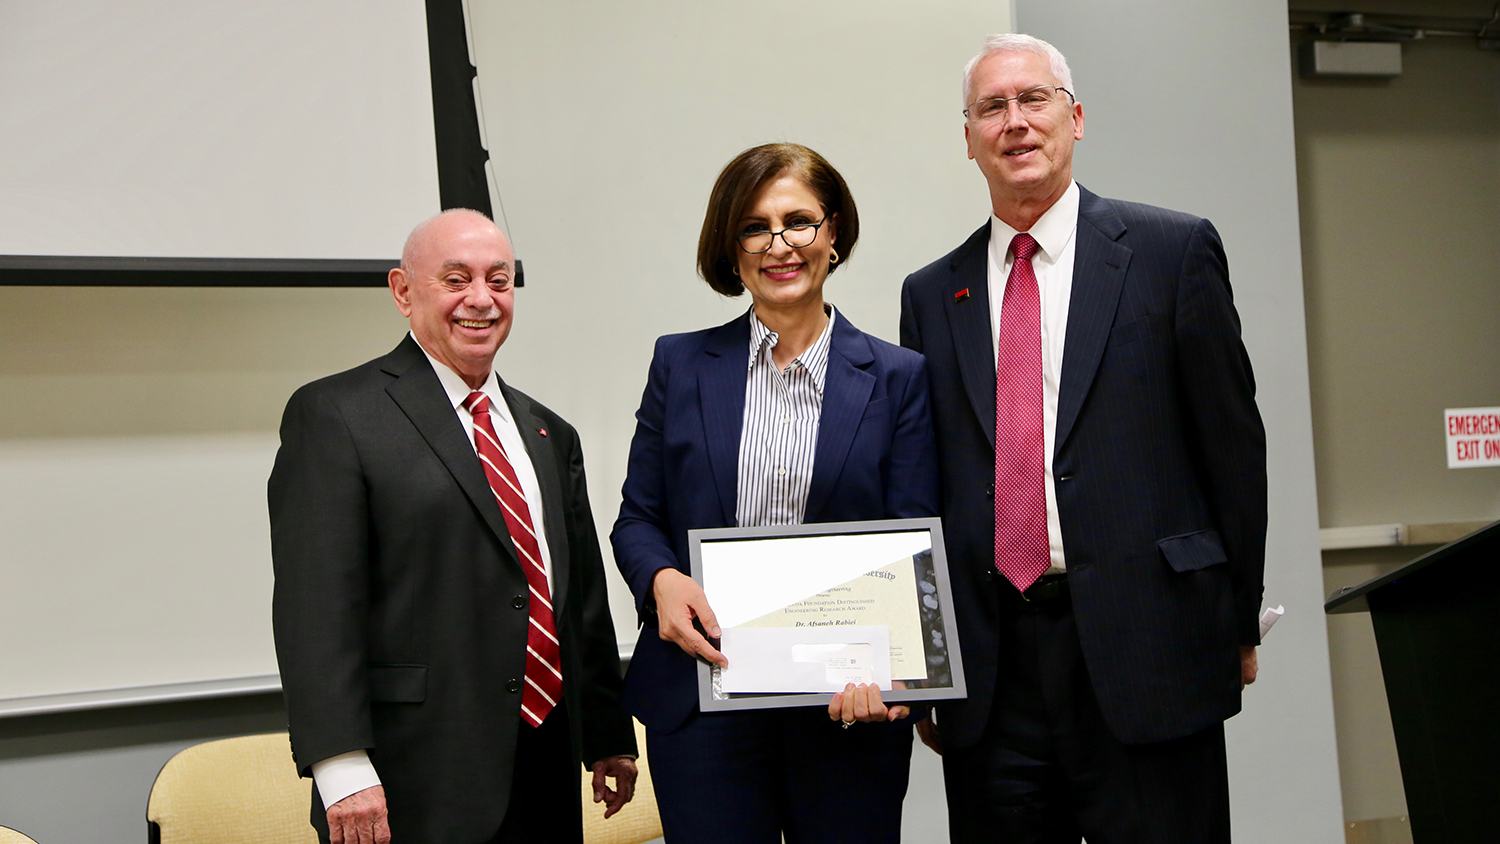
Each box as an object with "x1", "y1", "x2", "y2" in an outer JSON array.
[
  {"x1": 611, "y1": 311, "x2": 939, "y2": 733},
  {"x1": 899, "y1": 186, "x2": 1267, "y2": 746}
]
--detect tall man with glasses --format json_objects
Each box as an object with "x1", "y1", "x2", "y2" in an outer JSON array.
[
  {"x1": 271, "y1": 209, "x2": 637, "y2": 844},
  {"x1": 899, "y1": 34, "x2": 1266, "y2": 843}
]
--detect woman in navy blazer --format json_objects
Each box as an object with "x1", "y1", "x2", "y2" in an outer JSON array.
[{"x1": 611, "y1": 143, "x2": 939, "y2": 843}]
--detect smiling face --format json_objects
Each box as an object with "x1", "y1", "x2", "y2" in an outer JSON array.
[
  {"x1": 388, "y1": 210, "x2": 515, "y2": 388},
  {"x1": 734, "y1": 174, "x2": 838, "y2": 317},
  {"x1": 965, "y1": 49, "x2": 1085, "y2": 226}
]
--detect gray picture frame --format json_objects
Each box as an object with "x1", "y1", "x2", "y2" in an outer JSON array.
[{"x1": 688, "y1": 517, "x2": 967, "y2": 713}]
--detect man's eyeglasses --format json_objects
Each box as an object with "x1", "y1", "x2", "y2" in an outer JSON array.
[
  {"x1": 737, "y1": 219, "x2": 826, "y2": 254},
  {"x1": 963, "y1": 85, "x2": 1074, "y2": 123}
]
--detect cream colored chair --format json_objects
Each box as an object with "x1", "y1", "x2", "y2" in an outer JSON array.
[
  {"x1": 148, "y1": 725, "x2": 661, "y2": 844},
  {"x1": 0, "y1": 825, "x2": 40, "y2": 844},
  {"x1": 581, "y1": 718, "x2": 664, "y2": 844},
  {"x1": 146, "y1": 732, "x2": 317, "y2": 844}
]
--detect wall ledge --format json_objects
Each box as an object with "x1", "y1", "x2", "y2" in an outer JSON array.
[{"x1": 1320, "y1": 520, "x2": 1497, "y2": 551}]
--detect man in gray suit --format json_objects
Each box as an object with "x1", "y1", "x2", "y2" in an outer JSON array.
[{"x1": 271, "y1": 209, "x2": 637, "y2": 844}]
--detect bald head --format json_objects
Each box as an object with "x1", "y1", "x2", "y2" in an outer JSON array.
[
  {"x1": 401, "y1": 208, "x2": 508, "y2": 271},
  {"x1": 389, "y1": 209, "x2": 517, "y2": 389}
]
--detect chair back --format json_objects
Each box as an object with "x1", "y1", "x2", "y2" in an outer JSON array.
[
  {"x1": 146, "y1": 732, "x2": 316, "y2": 844},
  {"x1": 581, "y1": 718, "x2": 664, "y2": 844}
]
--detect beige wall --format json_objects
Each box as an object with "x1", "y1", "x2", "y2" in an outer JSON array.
[
  {"x1": 0, "y1": 287, "x2": 404, "y2": 439},
  {"x1": 1295, "y1": 34, "x2": 1500, "y2": 527},
  {"x1": 1292, "y1": 29, "x2": 1500, "y2": 824}
]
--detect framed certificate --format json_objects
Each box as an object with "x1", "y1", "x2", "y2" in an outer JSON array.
[{"x1": 688, "y1": 517, "x2": 966, "y2": 712}]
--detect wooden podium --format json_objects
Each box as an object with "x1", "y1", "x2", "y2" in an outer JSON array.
[{"x1": 1325, "y1": 520, "x2": 1500, "y2": 843}]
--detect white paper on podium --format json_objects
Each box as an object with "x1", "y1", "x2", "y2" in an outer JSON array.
[
  {"x1": 718, "y1": 625, "x2": 892, "y2": 693},
  {"x1": 700, "y1": 530, "x2": 933, "y2": 629}
]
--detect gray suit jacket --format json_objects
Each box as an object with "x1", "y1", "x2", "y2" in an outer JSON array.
[{"x1": 270, "y1": 335, "x2": 634, "y2": 843}]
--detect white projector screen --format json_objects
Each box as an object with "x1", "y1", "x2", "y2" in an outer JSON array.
[{"x1": 0, "y1": 0, "x2": 439, "y2": 260}]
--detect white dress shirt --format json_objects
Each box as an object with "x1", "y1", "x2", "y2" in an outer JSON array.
[
  {"x1": 987, "y1": 180, "x2": 1080, "y2": 574},
  {"x1": 736, "y1": 305, "x2": 836, "y2": 528},
  {"x1": 310, "y1": 335, "x2": 553, "y2": 809}
]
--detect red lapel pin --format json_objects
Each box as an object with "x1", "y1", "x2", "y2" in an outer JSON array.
[
  {"x1": 538, "y1": 428, "x2": 548, "y2": 437},
  {"x1": 954, "y1": 288, "x2": 970, "y2": 302}
]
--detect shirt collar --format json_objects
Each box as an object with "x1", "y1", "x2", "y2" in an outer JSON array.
[
  {"x1": 747, "y1": 304, "x2": 837, "y2": 392},
  {"x1": 988, "y1": 180, "x2": 1080, "y2": 266},
  {"x1": 409, "y1": 331, "x2": 509, "y2": 423}
]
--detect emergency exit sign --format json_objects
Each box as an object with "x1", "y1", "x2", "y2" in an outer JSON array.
[{"x1": 1446, "y1": 407, "x2": 1500, "y2": 468}]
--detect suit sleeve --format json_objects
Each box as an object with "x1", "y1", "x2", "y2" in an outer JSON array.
[
  {"x1": 561, "y1": 427, "x2": 638, "y2": 765},
  {"x1": 899, "y1": 275, "x2": 925, "y2": 355},
  {"x1": 1173, "y1": 218, "x2": 1268, "y2": 646},
  {"x1": 885, "y1": 353, "x2": 940, "y2": 521},
  {"x1": 269, "y1": 386, "x2": 375, "y2": 776},
  {"x1": 610, "y1": 337, "x2": 682, "y2": 619}
]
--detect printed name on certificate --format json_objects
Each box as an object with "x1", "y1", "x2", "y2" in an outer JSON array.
[{"x1": 734, "y1": 553, "x2": 929, "y2": 681}]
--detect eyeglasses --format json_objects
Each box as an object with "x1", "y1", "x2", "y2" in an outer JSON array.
[
  {"x1": 963, "y1": 85, "x2": 1074, "y2": 123},
  {"x1": 737, "y1": 219, "x2": 827, "y2": 254}
]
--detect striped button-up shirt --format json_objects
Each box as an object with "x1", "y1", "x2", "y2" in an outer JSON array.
[{"x1": 735, "y1": 305, "x2": 835, "y2": 528}]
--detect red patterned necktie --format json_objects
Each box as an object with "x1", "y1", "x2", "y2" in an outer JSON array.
[
  {"x1": 994, "y1": 233, "x2": 1051, "y2": 593},
  {"x1": 463, "y1": 391, "x2": 563, "y2": 726}
]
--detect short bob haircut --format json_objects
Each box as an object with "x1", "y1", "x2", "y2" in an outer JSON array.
[{"x1": 696, "y1": 143, "x2": 859, "y2": 297}]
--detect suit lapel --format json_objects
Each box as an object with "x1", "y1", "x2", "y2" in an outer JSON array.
[
  {"x1": 806, "y1": 315, "x2": 875, "y2": 521},
  {"x1": 1056, "y1": 187, "x2": 1132, "y2": 454},
  {"x1": 699, "y1": 315, "x2": 751, "y2": 526},
  {"x1": 382, "y1": 337, "x2": 517, "y2": 561},
  {"x1": 503, "y1": 383, "x2": 572, "y2": 619},
  {"x1": 944, "y1": 223, "x2": 999, "y2": 450}
]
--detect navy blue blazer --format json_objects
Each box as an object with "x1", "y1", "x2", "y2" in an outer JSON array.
[
  {"x1": 611, "y1": 310, "x2": 940, "y2": 733},
  {"x1": 899, "y1": 187, "x2": 1267, "y2": 747}
]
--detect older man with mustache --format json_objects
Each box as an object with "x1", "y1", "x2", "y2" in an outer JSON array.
[{"x1": 271, "y1": 209, "x2": 637, "y2": 844}]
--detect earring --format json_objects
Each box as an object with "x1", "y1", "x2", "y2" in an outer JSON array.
[
  {"x1": 732, "y1": 266, "x2": 740, "y2": 277},
  {"x1": 829, "y1": 249, "x2": 840, "y2": 266}
]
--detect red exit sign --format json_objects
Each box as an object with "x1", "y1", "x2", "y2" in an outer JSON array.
[{"x1": 1446, "y1": 407, "x2": 1500, "y2": 468}]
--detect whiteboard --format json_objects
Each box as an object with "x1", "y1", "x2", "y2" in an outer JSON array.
[{"x1": 0, "y1": 435, "x2": 280, "y2": 705}]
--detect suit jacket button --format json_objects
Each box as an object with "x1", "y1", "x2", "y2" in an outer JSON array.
[
  {"x1": 1058, "y1": 473, "x2": 1074, "y2": 481},
  {"x1": 512, "y1": 596, "x2": 526, "y2": 609},
  {"x1": 506, "y1": 679, "x2": 521, "y2": 693},
  {"x1": 985, "y1": 483, "x2": 995, "y2": 498}
]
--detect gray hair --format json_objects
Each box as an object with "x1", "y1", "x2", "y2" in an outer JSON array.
[{"x1": 962, "y1": 33, "x2": 1075, "y2": 107}]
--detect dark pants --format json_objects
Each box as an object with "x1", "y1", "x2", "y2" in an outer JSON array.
[
  {"x1": 943, "y1": 580, "x2": 1230, "y2": 844},
  {"x1": 647, "y1": 706, "x2": 914, "y2": 844},
  {"x1": 489, "y1": 702, "x2": 583, "y2": 844}
]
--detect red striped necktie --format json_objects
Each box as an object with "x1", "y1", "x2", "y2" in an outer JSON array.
[
  {"x1": 463, "y1": 391, "x2": 563, "y2": 726},
  {"x1": 993, "y1": 232, "x2": 1051, "y2": 593}
]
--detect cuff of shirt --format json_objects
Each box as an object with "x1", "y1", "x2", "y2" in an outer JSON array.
[{"x1": 310, "y1": 750, "x2": 382, "y2": 810}]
